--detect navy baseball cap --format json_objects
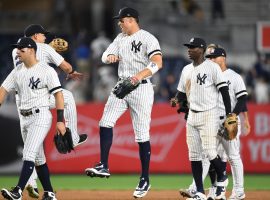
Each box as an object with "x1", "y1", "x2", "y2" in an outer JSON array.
[
  {"x1": 24, "y1": 24, "x2": 50, "y2": 37},
  {"x1": 205, "y1": 48, "x2": 226, "y2": 58},
  {"x1": 113, "y1": 7, "x2": 139, "y2": 19},
  {"x1": 12, "y1": 37, "x2": 37, "y2": 51},
  {"x1": 183, "y1": 37, "x2": 206, "y2": 50}
]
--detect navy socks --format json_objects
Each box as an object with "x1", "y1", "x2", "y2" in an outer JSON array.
[
  {"x1": 36, "y1": 163, "x2": 53, "y2": 192},
  {"x1": 17, "y1": 160, "x2": 35, "y2": 190},
  {"x1": 191, "y1": 161, "x2": 204, "y2": 193},
  {"x1": 100, "y1": 127, "x2": 113, "y2": 169},
  {"x1": 138, "y1": 141, "x2": 151, "y2": 181}
]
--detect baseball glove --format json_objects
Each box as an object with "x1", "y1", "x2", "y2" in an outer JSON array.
[
  {"x1": 54, "y1": 128, "x2": 74, "y2": 154},
  {"x1": 219, "y1": 113, "x2": 238, "y2": 140},
  {"x1": 113, "y1": 77, "x2": 140, "y2": 99},
  {"x1": 49, "y1": 38, "x2": 68, "y2": 52}
]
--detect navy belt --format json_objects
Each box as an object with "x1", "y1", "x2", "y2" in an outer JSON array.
[
  {"x1": 20, "y1": 108, "x2": 40, "y2": 117},
  {"x1": 190, "y1": 109, "x2": 202, "y2": 113}
]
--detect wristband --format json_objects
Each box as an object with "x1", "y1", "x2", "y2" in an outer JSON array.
[
  {"x1": 146, "y1": 62, "x2": 159, "y2": 75},
  {"x1": 69, "y1": 69, "x2": 75, "y2": 74},
  {"x1": 57, "y1": 109, "x2": 64, "y2": 122}
]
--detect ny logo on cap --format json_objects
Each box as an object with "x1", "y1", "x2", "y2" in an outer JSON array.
[{"x1": 190, "y1": 38, "x2": 194, "y2": 42}]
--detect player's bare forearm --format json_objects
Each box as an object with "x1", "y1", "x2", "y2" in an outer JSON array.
[
  {"x1": 243, "y1": 111, "x2": 251, "y2": 135},
  {"x1": 135, "y1": 54, "x2": 162, "y2": 80},
  {"x1": 54, "y1": 91, "x2": 64, "y2": 110},
  {"x1": 0, "y1": 87, "x2": 8, "y2": 105}
]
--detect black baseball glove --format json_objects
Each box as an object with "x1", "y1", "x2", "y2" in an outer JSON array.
[
  {"x1": 54, "y1": 128, "x2": 74, "y2": 154},
  {"x1": 113, "y1": 77, "x2": 140, "y2": 99}
]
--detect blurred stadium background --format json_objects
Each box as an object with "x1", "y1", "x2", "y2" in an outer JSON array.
[{"x1": 0, "y1": 0, "x2": 270, "y2": 197}]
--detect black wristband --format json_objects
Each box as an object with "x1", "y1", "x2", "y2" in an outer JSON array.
[
  {"x1": 57, "y1": 109, "x2": 64, "y2": 122},
  {"x1": 69, "y1": 69, "x2": 75, "y2": 74}
]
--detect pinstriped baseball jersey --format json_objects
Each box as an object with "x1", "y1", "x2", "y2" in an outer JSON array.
[
  {"x1": 2, "y1": 61, "x2": 62, "y2": 109},
  {"x1": 103, "y1": 29, "x2": 161, "y2": 78},
  {"x1": 12, "y1": 43, "x2": 64, "y2": 68},
  {"x1": 177, "y1": 59, "x2": 227, "y2": 111},
  {"x1": 218, "y1": 69, "x2": 248, "y2": 116},
  {"x1": 100, "y1": 29, "x2": 161, "y2": 142}
]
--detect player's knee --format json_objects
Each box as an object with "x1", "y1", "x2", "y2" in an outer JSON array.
[
  {"x1": 99, "y1": 120, "x2": 114, "y2": 128},
  {"x1": 204, "y1": 149, "x2": 217, "y2": 160},
  {"x1": 188, "y1": 152, "x2": 203, "y2": 161}
]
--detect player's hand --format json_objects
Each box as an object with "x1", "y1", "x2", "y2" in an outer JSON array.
[
  {"x1": 107, "y1": 55, "x2": 121, "y2": 63},
  {"x1": 56, "y1": 122, "x2": 66, "y2": 135},
  {"x1": 66, "y1": 71, "x2": 83, "y2": 81},
  {"x1": 243, "y1": 120, "x2": 251, "y2": 136},
  {"x1": 170, "y1": 97, "x2": 178, "y2": 107}
]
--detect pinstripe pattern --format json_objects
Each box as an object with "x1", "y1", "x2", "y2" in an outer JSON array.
[
  {"x1": 216, "y1": 68, "x2": 248, "y2": 195},
  {"x1": 177, "y1": 59, "x2": 227, "y2": 161},
  {"x1": 178, "y1": 59, "x2": 227, "y2": 111},
  {"x1": 103, "y1": 30, "x2": 161, "y2": 78},
  {"x1": 100, "y1": 29, "x2": 160, "y2": 142},
  {"x1": 1, "y1": 61, "x2": 62, "y2": 165}
]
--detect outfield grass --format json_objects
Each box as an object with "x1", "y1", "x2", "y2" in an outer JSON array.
[{"x1": 0, "y1": 174, "x2": 269, "y2": 190}]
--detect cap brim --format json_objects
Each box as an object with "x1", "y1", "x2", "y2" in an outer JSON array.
[
  {"x1": 183, "y1": 44, "x2": 197, "y2": 48},
  {"x1": 205, "y1": 54, "x2": 220, "y2": 58},
  {"x1": 44, "y1": 31, "x2": 50, "y2": 35}
]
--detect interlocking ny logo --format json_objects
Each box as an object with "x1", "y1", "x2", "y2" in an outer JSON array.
[
  {"x1": 227, "y1": 80, "x2": 231, "y2": 87},
  {"x1": 131, "y1": 40, "x2": 142, "y2": 53},
  {"x1": 197, "y1": 73, "x2": 207, "y2": 85},
  {"x1": 29, "y1": 76, "x2": 41, "y2": 89}
]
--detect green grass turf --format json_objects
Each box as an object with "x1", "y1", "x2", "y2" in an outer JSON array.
[{"x1": 0, "y1": 174, "x2": 269, "y2": 190}]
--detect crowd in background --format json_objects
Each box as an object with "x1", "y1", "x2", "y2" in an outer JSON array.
[{"x1": 0, "y1": 0, "x2": 269, "y2": 104}]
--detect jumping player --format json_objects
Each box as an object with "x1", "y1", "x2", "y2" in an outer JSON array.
[
  {"x1": 1, "y1": 37, "x2": 64, "y2": 200},
  {"x1": 85, "y1": 7, "x2": 162, "y2": 198},
  {"x1": 12, "y1": 24, "x2": 88, "y2": 198},
  {"x1": 175, "y1": 38, "x2": 231, "y2": 200}
]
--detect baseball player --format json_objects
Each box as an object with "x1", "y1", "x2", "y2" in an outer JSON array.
[
  {"x1": 0, "y1": 37, "x2": 64, "y2": 200},
  {"x1": 12, "y1": 24, "x2": 88, "y2": 198},
  {"x1": 179, "y1": 46, "x2": 250, "y2": 200},
  {"x1": 206, "y1": 47, "x2": 249, "y2": 200},
  {"x1": 85, "y1": 7, "x2": 162, "y2": 198},
  {"x1": 175, "y1": 38, "x2": 231, "y2": 200}
]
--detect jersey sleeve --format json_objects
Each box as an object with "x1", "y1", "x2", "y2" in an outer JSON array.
[
  {"x1": 212, "y1": 63, "x2": 227, "y2": 90},
  {"x1": 146, "y1": 34, "x2": 162, "y2": 58},
  {"x1": 234, "y1": 73, "x2": 248, "y2": 98},
  {"x1": 104, "y1": 34, "x2": 121, "y2": 56},
  {"x1": 177, "y1": 67, "x2": 187, "y2": 93},
  {"x1": 45, "y1": 65, "x2": 62, "y2": 94},
  {"x1": 44, "y1": 44, "x2": 65, "y2": 67},
  {"x1": 1, "y1": 69, "x2": 16, "y2": 92}
]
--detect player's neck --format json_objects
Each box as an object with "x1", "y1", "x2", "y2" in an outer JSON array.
[
  {"x1": 128, "y1": 25, "x2": 140, "y2": 35},
  {"x1": 24, "y1": 58, "x2": 38, "y2": 68},
  {"x1": 193, "y1": 57, "x2": 205, "y2": 66}
]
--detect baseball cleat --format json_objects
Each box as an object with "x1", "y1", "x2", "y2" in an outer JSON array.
[
  {"x1": 228, "y1": 192, "x2": 245, "y2": 200},
  {"x1": 206, "y1": 185, "x2": 216, "y2": 200},
  {"x1": 133, "y1": 177, "x2": 151, "y2": 198},
  {"x1": 186, "y1": 192, "x2": 207, "y2": 200},
  {"x1": 74, "y1": 134, "x2": 88, "y2": 147},
  {"x1": 1, "y1": 186, "x2": 22, "y2": 200},
  {"x1": 179, "y1": 188, "x2": 196, "y2": 198},
  {"x1": 42, "y1": 191, "x2": 57, "y2": 200},
  {"x1": 26, "y1": 185, "x2": 39, "y2": 199},
  {"x1": 85, "y1": 162, "x2": 110, "y2": 178}
]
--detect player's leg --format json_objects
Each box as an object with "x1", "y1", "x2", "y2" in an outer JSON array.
[
  {"x1": 2, "y1": 109, "x2": 51, "y2": 200},
  {"x1": 26, "y1": 170, "x2": 39, "y2": 199},
  {"x1": 49, "y1": 89, "x2": 88, "y2": 147},
  {"x1": 85, "y1": 93, "x2": 128, "y2": 178},
  {"x1": 180, "y1": 153, "x2": 210, "y2": 198},
  {"x1": 200, "y1": 109, "x2": 228, "y2": 200},
  {"x1": 33, "y1": 109, "x2": 57, "y2": 200},
  {"x1": 129, "y1": 84, "x2": 153, "y2": 198},
  {"x1": 221, "y1": 133, "x2": 245, "y2": 200}
]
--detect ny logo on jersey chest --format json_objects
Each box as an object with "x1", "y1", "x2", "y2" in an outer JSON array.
[
  {"x1": 227, "y1": 80, "x2": 231, "y2": 87},
  {"x1": 131, "y1": 40, "x2": 142, "y2": 53},
  {"x1": 29, "y1": 76, "x2": 41, "y2": 89},
  {"x1": 197, "y1": 73, "x2": 207, "y2": 85}
]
